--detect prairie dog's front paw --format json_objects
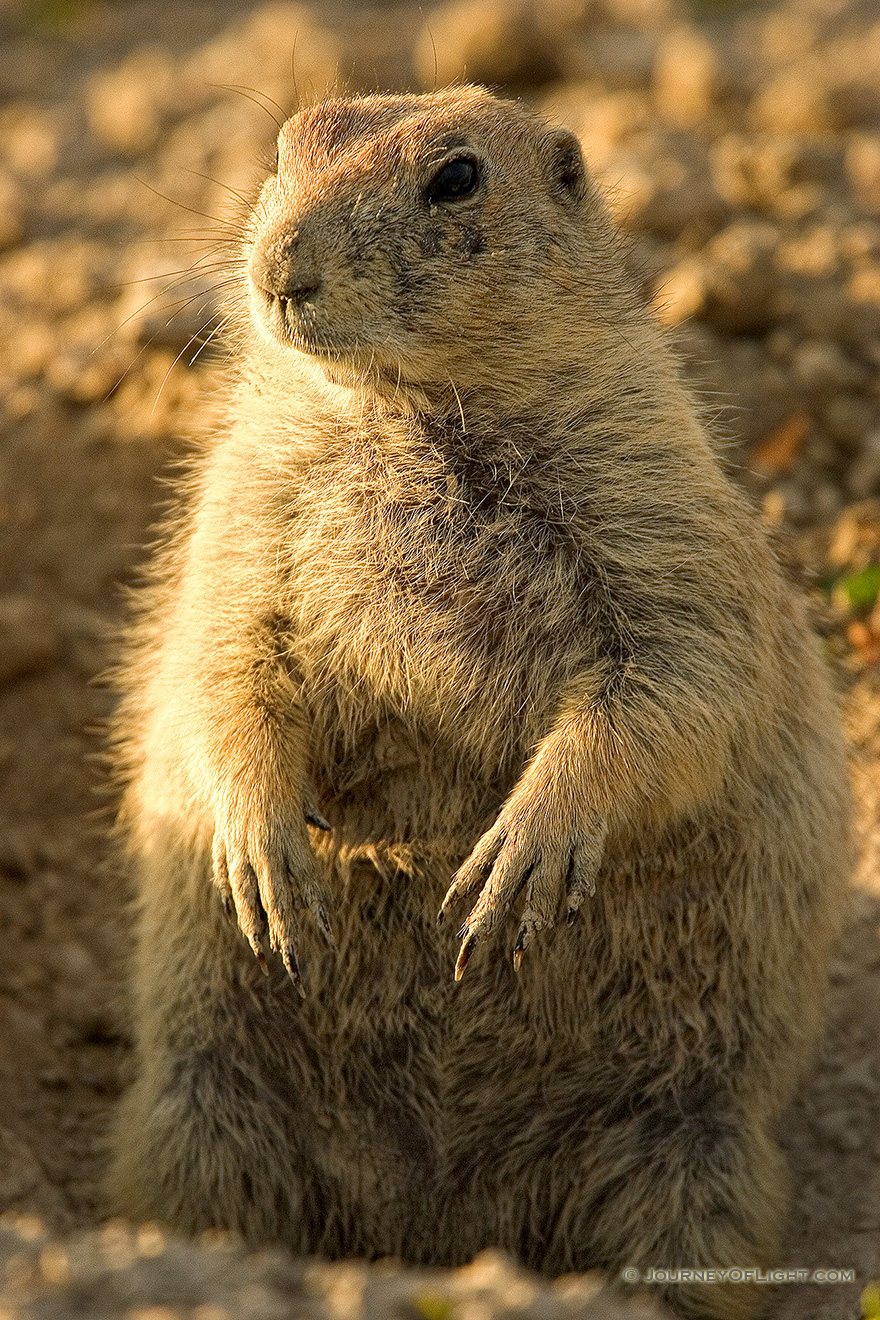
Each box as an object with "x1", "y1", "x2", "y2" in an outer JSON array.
[
  {"x1": 439, "y1": 796, "x2": 607, "y2": 980},
  {"x1": 212, "y1": 792, "x2": 334, "y2": 995}
]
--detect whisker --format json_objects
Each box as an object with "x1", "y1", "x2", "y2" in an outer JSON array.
[
  {"x1": 116, "y1": 260, "x2": 235, "y2": 288},
  {"x1": 128, "y1": 230, "x2": 243, "y2": 245},
  {"x1": 151, "y1": 312, "x2": 227, "y2": 415},
  {"x1": 132, "y1": 176, "x2": 233, "y2": 226},
  {"x1": 207, "y1": 82, "x2": 285, "y2": 131},
  {"x1": 290, "y1": 34, "x2": 300, "y2": 111},
  {"x1": 182, "y1": 168, "x2": 257, "y2": 213},
  {"x1": 188, "y1": 315, "x2": 232, "y2": 369}
]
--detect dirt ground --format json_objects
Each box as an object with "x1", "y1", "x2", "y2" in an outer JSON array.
[{"x1": 0, "y1": 0, "x2": 879, "y2": 1315}]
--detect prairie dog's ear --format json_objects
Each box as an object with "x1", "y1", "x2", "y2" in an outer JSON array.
[{"x1": 547, "y1": 127, "x2": 586, "y2": 203}]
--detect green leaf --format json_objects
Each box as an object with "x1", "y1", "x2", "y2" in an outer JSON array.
[
  {"x1": 861, "y1": 1282, "x2": 880, "y2": 1319},
  {"x1": 833, "y1": 563, "x2": 880, "y2": 613},
  {"x1": 412, "y1": 1290, "x2": 456, "y2": 1320}
]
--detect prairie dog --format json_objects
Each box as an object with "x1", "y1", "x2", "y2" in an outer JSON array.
[{"x1": 108, "y1": 87, "x2": 849, "y2": 1320}]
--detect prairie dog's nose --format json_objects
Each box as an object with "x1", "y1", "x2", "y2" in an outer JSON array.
[{"x1": 249, "y1": 229, "x2": 323, "y2": 305}]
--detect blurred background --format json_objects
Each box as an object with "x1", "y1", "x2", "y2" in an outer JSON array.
[{"x1": 0, "y1": 0, "x2": 878, "y2": 1315}]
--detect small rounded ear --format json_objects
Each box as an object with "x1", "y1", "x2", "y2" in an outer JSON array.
[{"x1": 547, "y1": 127, "x2": 586, "y2": 203}]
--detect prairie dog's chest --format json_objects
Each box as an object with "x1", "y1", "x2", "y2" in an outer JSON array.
[
  {"x1": 285, "y1": 455, "x2": 601, "y2": 702},
  {"x1": 272, "y1": 447, "x2": 608, "y2": 786}
]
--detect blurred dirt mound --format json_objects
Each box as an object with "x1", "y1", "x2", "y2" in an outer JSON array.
[
  {"x1": 0, "y1": 1228, "x2": 671, "y2": 1320},
  {"x1": 0, "y1": 0, "x2": 878, "y2": 1315}
]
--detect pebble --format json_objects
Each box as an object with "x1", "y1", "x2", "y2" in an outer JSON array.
[
  {"x1": 413, "y1": 0, "x2": 562, "y2": 90},
  {"x1": 653, "y1": 27, "x2": 720, "y2": 125},
  {"x1": 823, "y1": 395, "x2": 874, "y2": 446},
  {"x1": 846, "y1": 430, "x2": 880, "y2": 500},
  {"x1": 671, "y1": 222, "x2": 780, "y2": 333},
  {"x1": 792, "y1": 339, "x2": 864, "y2": 391},
  {"x1": 0, "y1": 106, "x2": 60, "y2": 178},
  {"x1": 86, "y1": 51, "x2": 176, "y2": 159},
  {"x1": 0, "y1": 596, "x2": 60, "y2": 688},
  {"x1": 751, "y1": 60, "x2": 838, "y2": 135},
  {"x1": 0, "y1": 173, "x2": 25, "y2": 251}
]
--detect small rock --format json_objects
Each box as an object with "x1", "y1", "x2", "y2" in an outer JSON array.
[
  {"x1": 751, "y1": 61, "x2": 839, "y2": 135},
  {"x1": 653, "y1": 28, "x2": 720, "y2": 126},
  {"x1": 669, "y1": 222, "x2": 780, "y2": 333},
  {"x1": 846, "y1": 429, "x2": 880, "y2": 500},
  {"x1": 86, "y1": 49, "x2": 176, "y2": 158},
  {"x1": 0, "y1": 105, "x2": 60, "y2": 178},
  {"x1": 847, "y1": 133, "x2": 880, "y2": 213},
  {"x1": 823, "y1": 395, "x2": 874, "y2": 446},
  {"x1": 0, "y1": 596, "x2": 60, "y2": 688},
  {"x1": 812, "y1": 481, "x2": 843, "y2": 521},
  {"x1": 778, "y1": 226, "x2": 841, "y2": 279},
  {"x1": 0, "y1": 172, "x2": 25, "y2": 251},
  {"x1": 413, "y1": 0, "x2": 561, "y2": 90},
  {"x1": 767, "y1": 479, "x2": 811, "y2": 525},
  {"x1": 792, "y1": 339, "x2": 863, "y2": 391}
]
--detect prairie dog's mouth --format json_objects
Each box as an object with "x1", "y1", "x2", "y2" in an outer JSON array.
[{"x1": 249, "y1": 278, "x2": 350, "y2": 359}]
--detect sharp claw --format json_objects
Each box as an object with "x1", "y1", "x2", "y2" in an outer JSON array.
[
  {"x1": 283, "y1": 945, "x2": 307, "y2": 997},
  {"x1": 566, "y1": 907, "x2": 579, "y2": 925},
  {"x1": 437, "y1": 885, "x2": 460, "y2": 925},
  {"x1": 315, "y1": 903, "x2": 336, "y2": 948},
  {"x1": 454, "y1": 934, "x2": 477, "y2": 982},
  {"x1": 305, "y1": 809, "x2": 331, "y2": 831},
  {"x1": 512, "y1": 927, "x2": 527, "y2": 972},
  {"x1": 254, "y1": 947, "x2": 270, "y2": 976}
]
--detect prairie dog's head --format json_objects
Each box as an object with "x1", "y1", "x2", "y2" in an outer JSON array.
[{"x1": 245, "y1": 87, "x2": 629, "y2": 392}]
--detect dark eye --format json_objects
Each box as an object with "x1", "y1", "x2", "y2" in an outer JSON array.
[{"x1": 426, "y1": 156, "x2": 480, "y2": 205}]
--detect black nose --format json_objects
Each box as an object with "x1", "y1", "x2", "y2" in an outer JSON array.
[
  {"x1": 249, "y1": 236, "x2": 322, "y2": 306},
  {"x1": 278, "y1": 278, "x2": 322, "y2": 306}
]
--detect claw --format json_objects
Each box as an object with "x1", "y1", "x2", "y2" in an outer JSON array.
[
  {"x1": 315, "y1": 902, "x2": 336, "y2": 949},
  {"x1": 247, "y1": 902, "x2": 271, "y2": 972},
  {"x1": 305, "y1": 809, "x2": 331, "y2": 831},
  {"x1": 454, "y1": 934, "x2": 477, "y2": 982},
  {"x1": 282, "y1": 944, "x2": 307, "y2": 997},
  {"x1": 221, "y1": 892, "x2": 236, "y2": 923},
  {"x1": 566, "y1": 907, "x2": 579, "y2": 925},
  {"x1": 512, "y1": 927, "x2": 527, "y2": 972},
  {"x1": 437, "y1": 874, "x2": 461, "y2": 926}
]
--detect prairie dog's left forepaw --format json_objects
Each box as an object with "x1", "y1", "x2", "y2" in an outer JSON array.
[{"x1": 439, "y1": 809, "x2": 607, "y2": 980}]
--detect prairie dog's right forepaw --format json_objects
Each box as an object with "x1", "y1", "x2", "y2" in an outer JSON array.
[{"x1": 211, "y1": 796, "x2": 335, "y2": 994}]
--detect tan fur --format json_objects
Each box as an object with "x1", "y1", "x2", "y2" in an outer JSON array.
[{"x1": 106, "y1": 88, "x2": 850, "y2": 1320}]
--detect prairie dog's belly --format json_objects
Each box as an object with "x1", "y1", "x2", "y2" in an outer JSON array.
[{"x1": 306, "y1": 699, "x2": 509, "y2": 857}]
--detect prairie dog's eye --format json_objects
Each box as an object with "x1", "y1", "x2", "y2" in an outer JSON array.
[{"x1": 426, "y1": 156, "x2": 480, "y2": 205}]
